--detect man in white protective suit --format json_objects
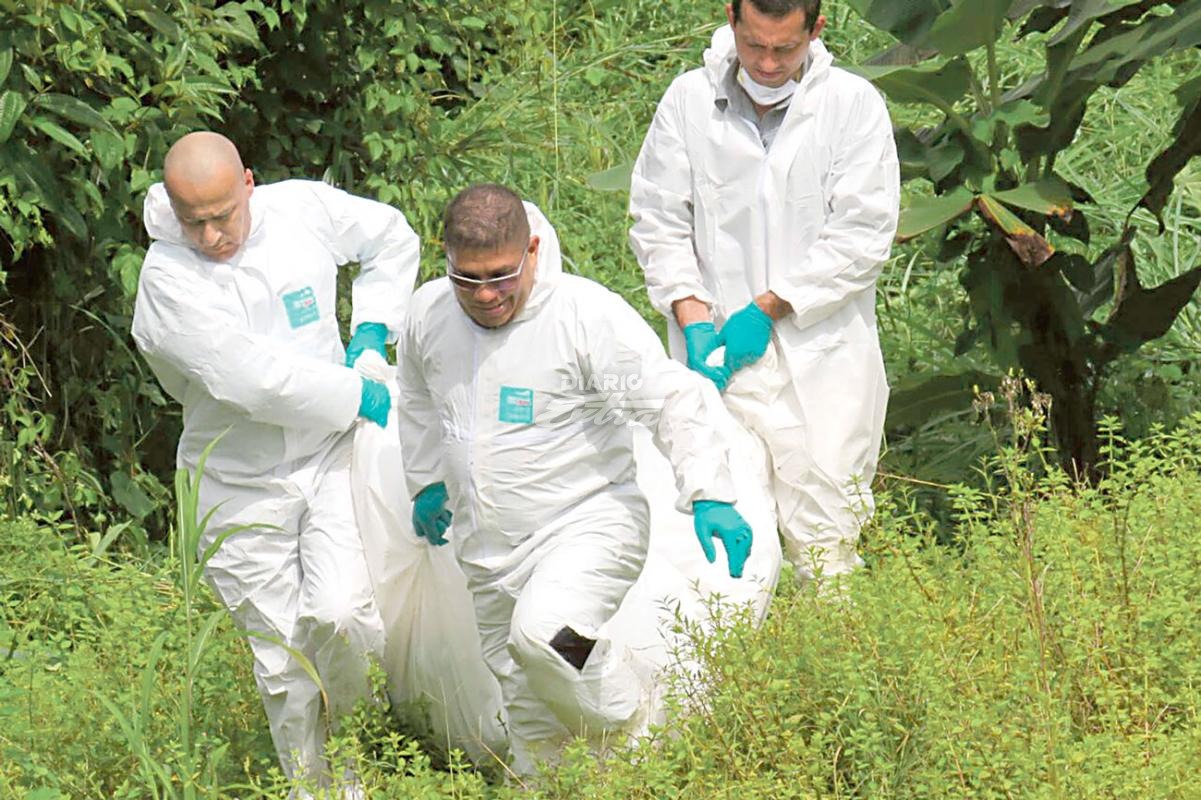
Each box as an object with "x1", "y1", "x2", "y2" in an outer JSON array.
[
  {"x1": 628, "y1": 0, "x2": 900, "y2": 581},
  {"x1": 396, "y1": 183, "x2": 755, "y2": 773},
  {"x1": 131, "y1": 131, "x2": 420, "y2": 796}
]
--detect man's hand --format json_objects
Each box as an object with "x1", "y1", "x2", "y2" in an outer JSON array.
[
  {"x1": 683, "y1": 322, "x2": 731, "y2": 391},
  {"x1": 692, "y1": 500, "x2": 753, "y2": 578},
  {"x1": 358, "y1": 378, "x2": 391, "y2": 427},
  {"x1": 719, "y1": 301, "x2": 774, "y2": 372},
  {"x1": 346, "y1": 321, "x2": 388, "y2": 367},
  {"x1": 412, "y1": 482, "x2": 452, "y2": 546}
]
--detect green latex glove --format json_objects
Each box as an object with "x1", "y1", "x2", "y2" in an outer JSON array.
[
  {"x1": 345, "y1": 321, "x2": 389, "y2": 367},
  {"x1": 412, "y1": 482, "x2": 452, "y2": 546},
  {"x1": 683, "y1": 321, "x2": 730, "y2": 391},
  {"x1": 692, "y1": 500, "x2": 752, "y2": 579},
  {"x1": 719, "y1": 302, "x2": 773, "y2": 372},
  {"x1": 358, "y1": 378, "x2": 391, "y2": 428}
]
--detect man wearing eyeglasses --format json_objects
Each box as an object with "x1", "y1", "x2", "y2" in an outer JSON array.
[{"x1": 396, "y1": 183, "x2": 756, "y2": 772}]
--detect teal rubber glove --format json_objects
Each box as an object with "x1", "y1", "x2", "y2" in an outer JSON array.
[
  {"x1": 345, "y1": 321, "x2": 389, "y2": 367},
  {"x1": 720, "y1": 302, "x2": 773, "y2": 372},
  {"x1": 358, "y1": 378, "x2": 391, "y2": 428},
  {"x1": 412, "y1": 482, "x2": 452, "y2": 546},
  {"x1": 692, "y1": 500, "x2": 752, "y2": 579},
  {"x1": 683, "y1": 321, "x2": 730, "y2": 392}
]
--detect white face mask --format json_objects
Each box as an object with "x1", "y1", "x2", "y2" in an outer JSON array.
[{"x1": 737, "y1": 65, "x2": 798, "y2": 107}]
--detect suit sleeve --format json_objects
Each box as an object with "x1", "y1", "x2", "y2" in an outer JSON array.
[
  {"x1": 768, "y1": 86, "x2": 900, "y2": 331},
  {"x1": 131, "y1": 257, "x2": 361, "y2": 431},
  {"x1": 628, "y1": 78, "x2": 717, "y2": 318}
]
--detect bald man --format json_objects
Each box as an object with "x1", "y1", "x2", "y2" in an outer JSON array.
[{"x1": 131, "y1": 132, "x2": 420, "y2": 796}]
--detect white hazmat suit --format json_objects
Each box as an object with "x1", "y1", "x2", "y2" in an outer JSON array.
[
  {"x1": 397, "y1": 204, "x2": 741, "y2": 772},
  {"x1": 131, "y1": 179, "x2": 419, "y2": 782},
  {"x1": 629, "y1": 28, "x2": 900, "y2": 578}
]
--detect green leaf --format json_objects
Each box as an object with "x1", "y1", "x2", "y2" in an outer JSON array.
[
  {"x1": 922, "y1": 0, "x2": 1012, "y2": 57},
  {"x1": 886, "y1": 370, "x2": 1000, "y2": 430},
  {"x1": 846, "y1": 0, "x2": 948, "y2": 45},
  {"x1": 0, "y1": 90, "x2": 27, "y2": 144},
  {"x1": 111, "y1": 468, "x2": 156, "y2": 516},
  {"x1": 897, "y1": 187, "x2": 975, "y2": 240},
  {"x1": 29, "y1": 116, "x2": 88, "y2": 156},
  {"x1": 1137, "y1": 79, "x2": 1201, "y2": 229},
  {"x1": 32, "y1": 92, "x2": 116, "y2": 132},
  {"x1": 460, "y1": 15, "x2": 487, "y2": 30},
  {"x1": 99, "y1": 0, "x2": 127, "y2": 22},
  {"x1": 586, "y1": 161, "x2": 634, "y2": 193},
  {"x1": 0, "y1": 48, "x2": 12, "y2": 87},
  {"x1": 91, "y1": 130, "x2": 125, "y2": 171},
  {"x1": 1099, "y1": 265, "x2": 1201, "y2": 356},
  {"x1": 853, "y1": 57, "x2": 973, "y2": 106},
  {"x1": 1047, "y1": 0, "x2": 1146, "y2": 46},
  {"x1": 134, "y1": 8, "x2": 181, "y2": 41},
  {"x1": 976, "y1": 194, "x2": 1055, "y2": 267},
  {"x1": 970, "y1": 99, "x2": 1049, "y2": 146},
  {"x1": 990, "y1": 177, "x2": 1074, "y2": 218}
]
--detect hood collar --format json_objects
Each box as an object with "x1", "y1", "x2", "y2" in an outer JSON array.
[
  {"x1": 505, "y1": 200, "x2": 563, "y2": 323},
  {"x1": 142, "y1": 181, "x2": 265, "y2": 261}
]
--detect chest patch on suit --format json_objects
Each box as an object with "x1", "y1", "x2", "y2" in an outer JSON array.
[
  {"x1": 498, "y1": 386, "x2": 534, "y2": 424},
  {"x1": 281, "y1": 287, "x2": 320, "y2": 328}
]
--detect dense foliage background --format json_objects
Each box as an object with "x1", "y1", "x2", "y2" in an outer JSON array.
[{"x1": 1, "y1": 0, "x2": 1198, "y2": 797}]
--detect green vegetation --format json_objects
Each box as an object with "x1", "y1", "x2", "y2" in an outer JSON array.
[{"x1": 2, "y1": 0, "x2": 1199, "y2": 797}]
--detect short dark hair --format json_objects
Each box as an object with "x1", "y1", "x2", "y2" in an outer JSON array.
[
  {"x1": 443, "y1": 183, "x2": 530, "y2": 255},
  {"x1": 731, "y1": 0, "x2": 821, "y2": 30}
]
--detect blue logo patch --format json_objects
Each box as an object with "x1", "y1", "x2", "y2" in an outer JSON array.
[
  {"x1": 498, "y1": 386, "x2": 534, "y2": 424},
  {"x1": 282, "y1": 287, "x2": 320, "y2": 328}
]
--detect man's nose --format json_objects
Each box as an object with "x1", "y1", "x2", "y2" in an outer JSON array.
[
  {"x1": 202, "y1": 223, "x2": 222, "y2": 246},
  {"x1": 473, "y1": 284, "x2": 501, "y2": 303}
]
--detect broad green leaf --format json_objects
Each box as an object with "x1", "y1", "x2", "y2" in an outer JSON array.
[
  {"x1": 845, "y1": 0, "x2": 949, "y2": 45},
  {"x1": 91, "y1": 129, "x2": 125, "y2": 171},
  {"x1": 29, "y1": 116, "x2": 88, "y2": 156},
  {"x1": 1138, "y1": 78, "x2": 1201, "y2": 227},
  {"x1": 852, "y1": 57, "x2": 973, "y2": 106},
  {"x1": 1008, "y1": 0, "x2": 1070, "y2": 20},
  {"x1": 897, "y1": 187, "x2": 975, "y2": 240},
  {"x1": 0, "y1": 48, "x2": 12, "y2": 87},
  {"x1": 33, "y1": 92, "x2": 116, "y2": 132},
  {"x1": 976, "y1": 194, "x2": 1055, "y2": 266},
  {"x1": 0, "y1": 90, "x2": 27, "y2": 144},
  {"x1": 971, "y1": 98, "x2": 1049, "y2": 143},
  {"x1": 885, "y1": 370, "x2": 999, "y2": 429},
  {"x1": 990, "y1": 177, "x2": 1074, "y2": 218},
  {"x1": 586, "y1": 161, "x2": 634, "y2": 193},
  {"x1": 926, "y1": 135, "x2": 968, "y2": 183},
  {"x1": 923, "y1": 0, "x2": 1012, "y2": 57},
  {"x1": 1099, "y1": 265, "x2": 1201, "y2": 356},
  {"x1": 134, "y1": 8, "x2": 181, "y2": 41},
  {"x1": 1067, "y1": 2, "x2": 1201, "y2": 84},
  {"x1": 1048, "y1": 0, "x2": 1147, "y2": 46}
]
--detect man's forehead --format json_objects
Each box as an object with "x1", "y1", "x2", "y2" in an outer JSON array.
[
  {"x1": 172, "y1": 195, "x2": 238, "y2": 222},
  {"x1": 450, "y1": 244, "x2": 526, "y2": 272}
]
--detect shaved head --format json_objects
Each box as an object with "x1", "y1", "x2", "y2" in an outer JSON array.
[{"x1": 162, "y1": 131, "x2": 255, "y2": 262}]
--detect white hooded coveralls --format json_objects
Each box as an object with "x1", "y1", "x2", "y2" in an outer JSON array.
[
  {"x1": 397, "y1": 205, "x2": 738, "y2": 772},
  {"x1": 629, "y1": 29, "x2": 900, "y2": 578},
  {"x1": 131, "y1": 179, "x2": 420, "y2": 781}
]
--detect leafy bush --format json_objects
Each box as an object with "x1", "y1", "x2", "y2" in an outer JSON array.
[
  {"x1": 0, "y1": 517, "x2": 269, "y2": 798},
  {"x1": 511, "y1": 411, "x2": 1201, "y2": 799}
]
